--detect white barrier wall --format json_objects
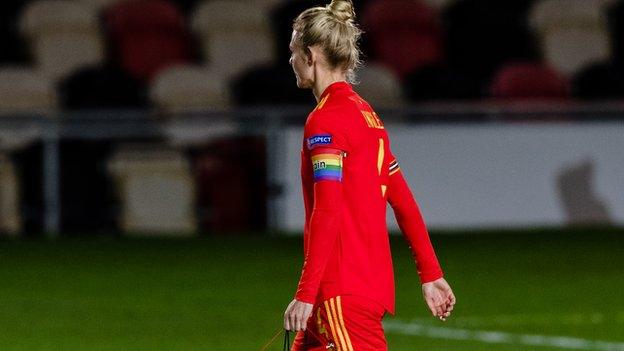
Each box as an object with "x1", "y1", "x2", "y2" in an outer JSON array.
[{"x1": 275, "y1": 122, "x2": 624, "y2": 232}]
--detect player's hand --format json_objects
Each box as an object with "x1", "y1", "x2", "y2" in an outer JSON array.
[
  {"x1": 422, "y1": 277, "x2": 456, "y2": 321},
  {"x1": 283, "y1": 299, "x2": 314, "y2": 331}
]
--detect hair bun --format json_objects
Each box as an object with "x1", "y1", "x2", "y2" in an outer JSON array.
[{"x1": 327, "y1": 0, "x2": 355, "y2": 23}]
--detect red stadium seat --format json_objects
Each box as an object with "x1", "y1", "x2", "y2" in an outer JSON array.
[
  {"x1": 490, "y1": 62, "x2": 570, "y2": 100},
  {"x1": 193, "y1": 136, "x2": 266, "y2": 232},
  {"x1": 104, "y1": 0, "x2": 193, "y2": 82},
  {"x1": 362, "y1": 0, "x2": 444, "y2": 79}
]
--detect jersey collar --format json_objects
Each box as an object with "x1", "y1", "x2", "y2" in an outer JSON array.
[{"x1": 319, "y1": 81, "x2": 352, "y2": 101}]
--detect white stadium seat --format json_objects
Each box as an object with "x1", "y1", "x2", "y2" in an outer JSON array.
[
  {"x1": 150, "y1": 65, "x2": 231, "y2": 112},
  {"x1": 0, "y1": 67, "x2": 57, "y2": 114},
  {"x1": 529, "y1": 0, "x2": 616, "y2": 74},
  {"x1": 77, "y1": 0, "x2": 125, "y2": 11},
  {"x1": 108, "y1": 145, "x2": 197, "y2": 236},
  {"x1": 150, "y1": 64, "x2": 237, "y2": 146},
  {"x1": 356, "y1": 62, "x2": 406, "y2": 109},
  {"x1": 191, "y1": 0, "x2": 276, "y2": 80},
  {"x1": 0, "y1": 67, "x2": 55, "y2": 150},
  {"x1": 19, "y1": 0, "x2": 104, "y2": 82},
  {"x1": 253, "y1": 0, "x2": 285, "y2": 10}
]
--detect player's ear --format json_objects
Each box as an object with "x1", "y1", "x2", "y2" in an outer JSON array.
[
  {"x1": 305, "y1": 47, "x2": 314, "y2": 66},
  {"x1": 307, "y1": 45, "x2": 321, "y2": 66}
]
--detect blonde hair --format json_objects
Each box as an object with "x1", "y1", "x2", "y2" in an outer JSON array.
[{"x1": 293, "y1": 0, "x2": 363, "y2": 83}]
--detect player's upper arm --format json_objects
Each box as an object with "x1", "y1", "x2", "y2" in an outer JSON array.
[
  {"x1": 310, "y1": 147, "x2": 344, "y2": 182},
  {"x1": 305, "y1": 112, "x2": 349, "y2": 183}
]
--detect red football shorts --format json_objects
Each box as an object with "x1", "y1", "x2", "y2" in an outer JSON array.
[{"x1": 291, "y1": 295, "x2": 387, "y2": 351}]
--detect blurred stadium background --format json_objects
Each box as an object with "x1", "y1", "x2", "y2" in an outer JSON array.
[{"x1": 0, "y1": 0, "x2": 623, "y2": 349}]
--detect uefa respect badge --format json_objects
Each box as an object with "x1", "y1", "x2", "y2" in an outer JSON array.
[{"x1": 307, "y1": 134, "x2": 332, "y2": 150}]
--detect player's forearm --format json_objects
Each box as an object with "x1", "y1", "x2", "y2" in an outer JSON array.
[
  {"x1": 395, "y1": 206, "x2": 444, "y2": 283},
  {"x1": 295, "y1": 181, "x2": 342, "y2": 303},
  {"x1": 388, "y1": 172, "x2": 443, "y2": 283},
  {"x1": 295, "y1": 209, "x2": 340, "y2": 303}
]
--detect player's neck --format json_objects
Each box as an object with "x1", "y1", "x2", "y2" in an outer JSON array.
[{"x1": 312, "y1": 71, "x2": 347, "y2": 102}]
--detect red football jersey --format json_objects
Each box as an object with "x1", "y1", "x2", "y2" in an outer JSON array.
[{"x1": 295, "y1": 82, "x2": 442, "y2": 313}]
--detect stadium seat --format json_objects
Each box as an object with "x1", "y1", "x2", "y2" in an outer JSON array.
[
  {"x1": 0, "y1": 67, "x2": 57, "y2": 114},
  {"x1": 252, "y1": 0, "x2": 286, "y2": 11},
  {"x1": 150, "y1": 65, "x2": 231, "y2": 112},
  {"x1": 529, "y1": 0, "x2": 614, "y2": 74},
  {"x1": 193, "y1": 136, "x2": 266, "y2": 232},
  {"x1": 151, "y1": 65, "x2": 236, "y2": 146},
  {"x1": 361, "y1": 0, "x2": 444, "y2": 79},
  {"x1": 78, "y1": 0, "x2": 124, "y2": 11},
  {"x1": 356, "y1": 63, "x2": 406, "y2": 109},
  {"x1": 191, "y1": 0, "x2": 276, "y2": 80},
  {"x1": 0, "y1": 153, "x2": 21, "y2": 236},
  {"x1": 108, "y1": 144, "x2": 197, "y2": 235},
  {"x1": 104, "y1": 0, "x2": 194, "y2": 82},
  {"x1": 489, "y1": 62, "x2": 570, "y2": 100},
  {"x1": 19, "y1": 0, "x2": 104, "y2": 82}
]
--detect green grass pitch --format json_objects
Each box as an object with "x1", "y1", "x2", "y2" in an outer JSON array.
[{"x1": 0, "y1": 228, "x2": 622, "y2": 350}]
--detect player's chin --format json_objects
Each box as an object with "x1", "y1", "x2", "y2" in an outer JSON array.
[{"x1": 296, "y1": 78, "x2": 313, "y2": 90}]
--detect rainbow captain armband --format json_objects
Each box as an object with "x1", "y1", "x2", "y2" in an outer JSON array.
[{"x1": 311, "y1": 147, "x2": 343, "y2": 182}]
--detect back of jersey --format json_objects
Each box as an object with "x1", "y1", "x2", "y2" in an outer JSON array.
[{"x1": 307, "y1": 82, "x2": 397, "y2": 312}]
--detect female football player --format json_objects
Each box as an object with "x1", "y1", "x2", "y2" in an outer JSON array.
[{"x1": 283, "y1": 1, "x2": 455, "y2": 349}]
